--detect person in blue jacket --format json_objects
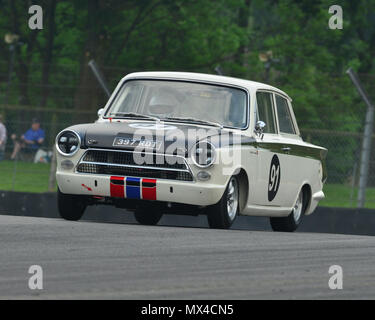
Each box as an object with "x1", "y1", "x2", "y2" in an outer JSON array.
[{"x1": 11, "y1": 118, "x2": 45, "y2": 160}]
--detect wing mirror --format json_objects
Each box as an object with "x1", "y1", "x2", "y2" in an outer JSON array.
[
  {"x1": 255, "y1": 120, "x2": 266, "y2": 137},
  {"x1": 97, "y1": 108, "x2": 104, "y2": 118}
]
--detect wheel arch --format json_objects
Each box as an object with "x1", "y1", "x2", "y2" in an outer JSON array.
[
  {"x1": 233, "y1": 167, "x2": 249, "y2": 214},
  {"x1": 301, "y1": 183, "x2": 312, "y2": 215}
]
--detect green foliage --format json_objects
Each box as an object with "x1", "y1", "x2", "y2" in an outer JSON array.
[{"x1": 0, "y1": 0, "x2": 373, "y2": 114}]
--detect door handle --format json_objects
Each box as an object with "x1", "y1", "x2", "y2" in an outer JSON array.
[{"x1": 282, "y1": 147, "x2": 291, "y2": 152}]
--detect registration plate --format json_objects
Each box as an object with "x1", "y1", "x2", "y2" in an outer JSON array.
[{"x1": 113, "y1": 137, "x2": 162, "y2": 150}]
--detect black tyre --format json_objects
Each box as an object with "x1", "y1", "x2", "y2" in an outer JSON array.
[
  {"x1": 134, "y1": 206, "x2": 163, "y2": 226},
  {"x1": 207, "y1": 176, "x2": 239, "y2": 229},
  {"x1": 270, "y1": 189, "x2": 304, "y2": 232},
  {"x1": 57, "y1": 188, "x2": 86, "y2": 221}
]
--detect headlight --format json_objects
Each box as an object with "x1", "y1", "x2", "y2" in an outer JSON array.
[
  {"x1": 192, "y1": 141, "x2": 216, "y2": 168},
  {"x1": 56, "y1": 130, "x2": 81, "y2": 156}
]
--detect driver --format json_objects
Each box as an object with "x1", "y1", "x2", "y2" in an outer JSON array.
[{"x1": 147, "y1": 87, "x2": 181, "y2": 118}]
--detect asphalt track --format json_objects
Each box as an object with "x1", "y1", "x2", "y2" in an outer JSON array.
[{"x1": 0, "y1": 215, "x2": 374, "y2": 299}]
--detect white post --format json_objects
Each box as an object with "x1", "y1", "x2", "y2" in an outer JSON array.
[
  {"x1": 346, "y1": 68, "x2": 374, "y2": 208},
  {"x1": 88, "y1": 59, "x2": 111, "y2": 98}
]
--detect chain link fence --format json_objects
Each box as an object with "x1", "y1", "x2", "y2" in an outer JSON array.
[
  {"x1": 0, "y1": 105, "x2": 97, "y2": 193},
  {"x1": 301, "y1": 128, "x2": 375, "y2": 207}
]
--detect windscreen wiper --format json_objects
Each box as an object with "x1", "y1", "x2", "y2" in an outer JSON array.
[
  {"x1": 109, "y1": 112, "x2": 160, "y2": 121},
  {"x1": 164, "y1": 116, "x2": 223, "y2": 129}
]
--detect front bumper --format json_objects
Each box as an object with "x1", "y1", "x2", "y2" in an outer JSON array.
[{"x1": 56, "y1": 172, "x2": 226, "y2": 206}]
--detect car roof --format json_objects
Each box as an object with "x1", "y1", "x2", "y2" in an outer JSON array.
[{"x1": 122, "y1": 71, "x2": 292, "y2": 101}]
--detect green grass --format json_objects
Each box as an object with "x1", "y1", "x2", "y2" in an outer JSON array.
[
  {"x1": 0, "y1": 160, "x2": 374, "y2": 208},
  {"x1": 321, "y1": 183, "x2": 375, "y2": 209},
  {"x1": 0, "y1": 160, "x2": 52, "y2": 193}
]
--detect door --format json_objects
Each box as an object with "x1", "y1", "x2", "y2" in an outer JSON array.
[
  {"x1": 273, "y1": 94, "x2": 305, "y2": 207},
  {"x1": 253, "y1": 91, "x2": 294, "y2": 208}
]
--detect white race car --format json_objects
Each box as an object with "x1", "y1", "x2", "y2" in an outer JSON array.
[{"x1": 56, "y1": 72, "x2": 327, "y2": 231}]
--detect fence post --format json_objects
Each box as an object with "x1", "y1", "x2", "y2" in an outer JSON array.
[
  {"x1": 11, "y1": 156, "x2": 18, "y2": 191},
  {"x1": 88, "y1": 60, "x2": 111, "y2": 98},
  {"x1": 49, "y1": 113, "x2": 57, "y2": 148},
  {"x1": 48, "y1": 146, "x2": 57, "y2": 192},
  {"x1": 346, "y1": 68, "x2": 375, "y2": 208}
]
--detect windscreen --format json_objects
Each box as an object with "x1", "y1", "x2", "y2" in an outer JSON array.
[{"x1": 106, "y1": 80, "x2": 248, "y2": 128}]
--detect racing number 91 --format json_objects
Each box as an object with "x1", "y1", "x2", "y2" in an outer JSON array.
[{"x1": 268, "y1": 154, "x2": 280, "y2": 201}]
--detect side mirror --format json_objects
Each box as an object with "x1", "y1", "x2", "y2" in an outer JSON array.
[
  {"x1": 255, "y1": 120, "x2": 266, "y2": 136},
  {"x1": 97, "y1": 108, "x2": 104, "y2": 118}
]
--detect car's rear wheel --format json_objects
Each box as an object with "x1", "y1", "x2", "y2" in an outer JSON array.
[
  {"x1": 207, "y1": 176, "x2": 239, "y2": 229},
  {"x1": 134, "y1": 206, "x2": 163, "y2": 226},
  {"x1": 270, "y1": 189, "x2": 304, "y2": 232},
  {"x1": 57, "y1": 188, "x2": 86, "y2": 221}
]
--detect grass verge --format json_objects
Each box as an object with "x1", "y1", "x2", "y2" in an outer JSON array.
[{"x1": 0, "y1": 160, "x2": 52, "y2": 193}]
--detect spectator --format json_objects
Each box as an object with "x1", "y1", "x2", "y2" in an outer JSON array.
[
  {"x1": 11, "y1": 118, "x2": 45, "y2": 160},
  {"x1": 0, "y1": 114, "x2": 7, "y2": 161}
]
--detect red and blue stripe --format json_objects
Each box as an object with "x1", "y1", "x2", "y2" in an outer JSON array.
[{"x1": 110, "y1": 176, "x2": 157, "y2": 200}]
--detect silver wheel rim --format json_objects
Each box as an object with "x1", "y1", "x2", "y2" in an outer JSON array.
[
  {"x1": 227, "y1": 177, "x2": 239, "y2": 221},
  {"x1": 293, "y1": 191, "x2": 303, "y2": 222}
]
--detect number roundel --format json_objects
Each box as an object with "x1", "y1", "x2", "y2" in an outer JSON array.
[{"x1": 268, "y1": 154, "x2": 280, "y2": 202}]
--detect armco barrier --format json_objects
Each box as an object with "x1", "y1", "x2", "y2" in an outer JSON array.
[{"x1": 0, "y1": 191, "x2": 374, "y2": 236}]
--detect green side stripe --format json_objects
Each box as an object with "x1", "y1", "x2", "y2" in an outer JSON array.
[{"x1": 255, "y1": 141, "x2": 328, "y2": 182}]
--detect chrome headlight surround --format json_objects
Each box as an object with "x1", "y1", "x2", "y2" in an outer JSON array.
[
  {"x1": 56, "y1": 130, "x2": 81, "y2": 157},
  {"x1": 191, "y1": 141, "x2": 216, "y2": 168}
]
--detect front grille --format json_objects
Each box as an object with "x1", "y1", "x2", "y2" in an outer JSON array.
[
  {"x1": 77, "y1": 163, "x2": 193, "y2": 181},
  {"x1": 83, "y1": 150, "x2": 186, "y2": 170},
  {"x1": 77, "y1": 149, "x2": 193, "y2": 181}
]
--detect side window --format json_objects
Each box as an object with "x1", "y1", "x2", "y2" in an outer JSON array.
[
  {"x1": 275, "y1": 95, "x2": 295, "y2": 134},
  {"x1": 256, "y1": 92, "x2": 277, "y2": 134}
]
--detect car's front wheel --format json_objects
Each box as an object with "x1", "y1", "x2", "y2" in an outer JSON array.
[
  {"x1": 207, "y1": 176, "x2": 239, "y2": 229},
  {"x1": 134, "y1": 206, "x2": 163, "y2": 226},
  {"x1": 270, "y1": 189, "x2": 304, "y2": 232},
  {"x1": 57, "y1": 188, "x2": 86, "y2": 221}
]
